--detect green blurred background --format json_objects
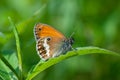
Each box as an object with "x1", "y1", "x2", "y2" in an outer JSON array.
[{"x1": 0, "y1": 0, "x2": 120, "y2": 80}]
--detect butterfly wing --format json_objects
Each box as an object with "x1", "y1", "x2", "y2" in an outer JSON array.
[{"x1": 34, "y1": 23, "x2": 67, "y2": 60}]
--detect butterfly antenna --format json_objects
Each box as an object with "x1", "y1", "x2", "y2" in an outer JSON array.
[{"x1": 69, "y1": 32, "x2": 75, "y2": 38}]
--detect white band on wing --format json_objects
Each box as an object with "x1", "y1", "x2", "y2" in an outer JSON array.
[{"x1": 43, "y1": 38, "x2": 50, "y2": 57}]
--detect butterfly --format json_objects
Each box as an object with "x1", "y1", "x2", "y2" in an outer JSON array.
[{"x1": 34, "y1": 23, "x2": 74, "y2": 60}]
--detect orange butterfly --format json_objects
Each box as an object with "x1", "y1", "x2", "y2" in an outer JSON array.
[{"x1": 34, "y1": 23, "x2": 74, "y2": 60}]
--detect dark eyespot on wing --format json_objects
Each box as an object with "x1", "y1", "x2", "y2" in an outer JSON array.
[
  {"x1": 47, "y1": 37, "x2": 51, "y2": 41},
  {"x1": 39, "y1": 28, "x2": 41, "y2": 31}
]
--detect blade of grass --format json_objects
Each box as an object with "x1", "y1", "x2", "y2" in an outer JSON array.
[
  {"x1": 26, "y1": 47, "x2": 120, "y2": 80},
  {"x1": 8, "y1": 17, "x2": 22, "y2": 79},
  {"x1": 0, "y1": 76, "x2": 4, "y2": 80},
  {"x1": 0, "y1": 53, "x2": 19, "y2": 79}
]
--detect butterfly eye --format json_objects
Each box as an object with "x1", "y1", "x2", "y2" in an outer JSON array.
[{"x1": 47, "y1": 37, "x2": 51, "y2": 41}]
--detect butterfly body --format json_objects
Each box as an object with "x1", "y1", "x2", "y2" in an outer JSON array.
[{"x1": 34, "y1": 23, "x2": 73, "y2": 60}]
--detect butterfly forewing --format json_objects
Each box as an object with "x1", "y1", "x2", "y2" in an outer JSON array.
[{"x1": 34, "y1": 23, "x2": 65, "y2": 40}]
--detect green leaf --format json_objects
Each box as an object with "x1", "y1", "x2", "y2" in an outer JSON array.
[
  {"x1": 4, "y1": 52, "x2": 18, "y2": 69},
  {"x1": 0, "y1": 53, "x2": 18, "y2": 80},
  {"x1": 0, "y1": 57, "x2": 11, "y2": 80},
  {"x1": 8, "y1": 17, "x2": 22, "y2": 79},
  {"x1": 0, "y1": 70, "x2": 11, "y2": 80},
  {"x1": 26, "y1": 47, "x2": 120, "y2": 80}
]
